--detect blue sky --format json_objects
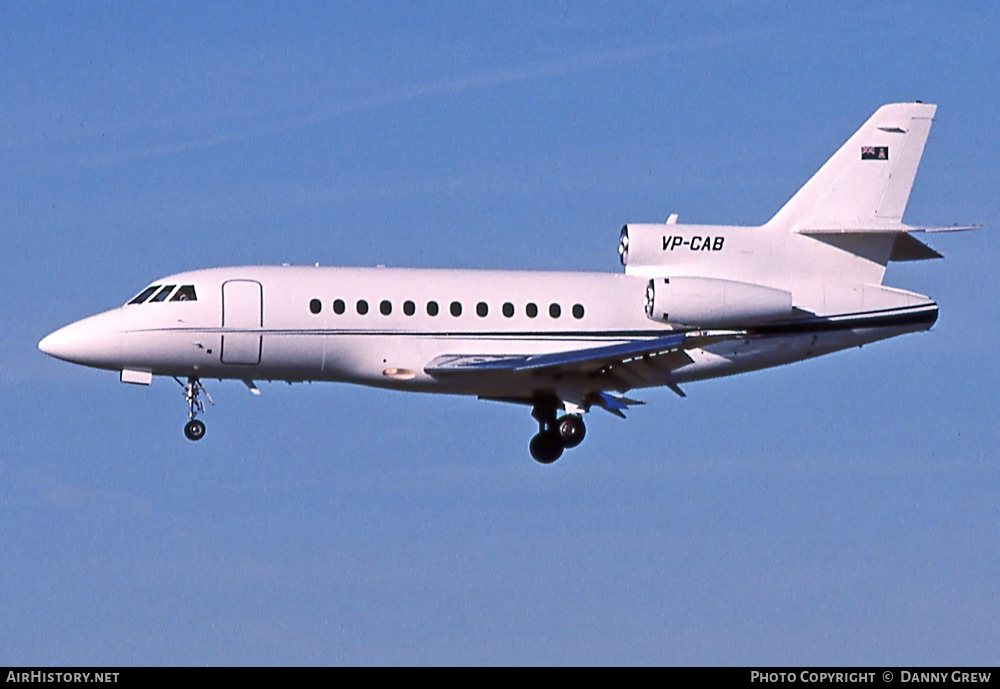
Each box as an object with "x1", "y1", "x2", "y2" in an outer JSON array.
[{"x1": 2, "y1": 2, "x2": 998, "y2": 665}]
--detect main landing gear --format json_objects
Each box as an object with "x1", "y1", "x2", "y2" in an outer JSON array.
[
  {"x1": 529, "y1": 402, "x2": 587, "y2": 464},
  {"x1": 176, "y1": 377, "x2": 213, "y2": 441}
]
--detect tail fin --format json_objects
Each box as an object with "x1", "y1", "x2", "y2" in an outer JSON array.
[{"x1": 768, "y1": 102, "x2": 936, "y2": 231}]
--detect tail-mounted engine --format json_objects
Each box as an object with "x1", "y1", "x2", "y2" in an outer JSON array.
[
  {"x1": 619, "y1": 222, "x2": 746, "y2": 276},
  {"x1": 643, "y1": 276, "x2": 792, "y2": 328}
]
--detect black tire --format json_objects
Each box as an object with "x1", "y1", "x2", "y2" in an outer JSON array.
[
  {"x1": 529, "y1": 431, "x2": 563, "y2": 464},
  {"x1": 184, "y1": 419, "x2": 206, "y2": 441},
  {"x1": 557, "y1": 415, "x2": 586, "y2": 449}
]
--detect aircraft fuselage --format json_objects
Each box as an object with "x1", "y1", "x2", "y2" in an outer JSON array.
[{"x1": 39, "y1": 265, "x2": 936, "y2": 399}]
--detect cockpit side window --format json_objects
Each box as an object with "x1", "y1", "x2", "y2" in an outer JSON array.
[
  {"x1": 128, "y1": 285, "x2": 161, "y2": 305},
  {"x1": 170, "y1": 285, "x2": 198, "y2": 302},
  {"x1": 149, "y1": 285, "x2": 177, "y2": 303}
]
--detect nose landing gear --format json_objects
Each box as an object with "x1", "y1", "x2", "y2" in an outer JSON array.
[
  {"x1": 529, "y1": 402, "x2": 587, "y2": 464},
  {"x1": 176, "y1": 377, "x2": 213, "y2": 441}
]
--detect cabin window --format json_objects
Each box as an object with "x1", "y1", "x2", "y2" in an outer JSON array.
[
  {"x1": 502, "y1": 302, "x2": 514, "y2": 318},
  {"x1": 427, "y1": 301, "x2": 439, "y2": 316},
  {"x1": 171, "y1": 285, "x2": 198, "y2": 302},
  {"x1": 476, "y1": 302, "x2": 488, "y2": 317},
  {"x1": 309, "y1": 299, "x2": 322, "y2": 314},
  {"x1": 128, "y1": 285, "x2": 161, "y2": 305},
  {"x1": 526, "y1": 303, "x2": 538, "y2": 318},
  {"x1": 357, "y1": 299, "x2": 369, "y2": 315},
  {"x1": 572, "y1": 304, "x2": 585, "y2": 319},
  {"x1": 380, "y1": 300, "x2": 392, "y2": 316},
  {"x1": 549, "y1": 303, "x2": 561, "y2": 319},
  {"x1": 149, "y1": 285, "x2": 176, "y2": 303},
  {"x1": 450, "y1": 301, "x2": 462, "y2": 317},
  {"x1": 403, "y1": 300, "x2": 415, "y2": 316},
  {"x1": 333, "y1": 299, "x2": 345, "y2": 314}
]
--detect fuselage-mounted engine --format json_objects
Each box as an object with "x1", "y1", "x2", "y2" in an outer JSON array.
[{"x1": 643, "y1": 276, "x2": 793, "y2": 328}]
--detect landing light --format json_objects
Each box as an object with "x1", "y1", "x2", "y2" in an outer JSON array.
[{"x1": 382, "y1": 368, "x2": 416, "y2": 380}]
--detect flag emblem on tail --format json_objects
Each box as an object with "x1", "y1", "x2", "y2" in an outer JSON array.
[{"x1": 861, "y1": 146, "x2": 889, "y2": 160}]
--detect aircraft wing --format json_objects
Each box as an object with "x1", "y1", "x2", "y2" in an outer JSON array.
[
  {"x1": 425, "y1": 331, "x2": 741, "y2": 402},
  {"x1": 426, "y1": 333, "x2": 687, "y2": 374}
]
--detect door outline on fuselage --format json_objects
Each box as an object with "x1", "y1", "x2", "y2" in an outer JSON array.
[{"x1": 220, "y1": 279, "x2": 263, "y2": 365}]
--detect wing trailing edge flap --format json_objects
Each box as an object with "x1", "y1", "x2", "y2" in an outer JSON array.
[{"x1": 590, "y1": 391, "x2": 647, "y2": 419}]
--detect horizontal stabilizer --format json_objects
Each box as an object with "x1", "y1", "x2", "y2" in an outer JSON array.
[
  {"x1": 919, "y1": 224, "x2": 982, "y2": 233},
  {"x1": 889, "y1": 233, "x2": 942, "y2": 261},
  {"x1": 798, "y1": 224, "x2": 978, "y2": 235},
  {"x1": 796, "y1": 223, "x2": 980, "y2": 262}
]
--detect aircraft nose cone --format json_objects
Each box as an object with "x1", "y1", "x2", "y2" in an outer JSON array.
[
  {"x1": 38, "y1": 311, "x2": 124, "y2": 369},
  {"x1": 38, "y1": 329, "x2": 68, "y2": 357}
]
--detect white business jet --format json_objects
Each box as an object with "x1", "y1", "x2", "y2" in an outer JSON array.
[{"x1": 39, "y1": 102, "x2": 970, "y2": 463}]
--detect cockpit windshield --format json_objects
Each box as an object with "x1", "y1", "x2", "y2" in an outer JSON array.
[
  {"x1": 171, "y1": 285, "x2": 197, "y2": 301},
  {"x1": 149, "y1": 285, "x2": 177, "y2": 302},
  {"x1": 128, "y1": 285, "x2": 161, "y2": 305},
  {"x1": 127, "y1": 284, "x2": 198, "y2": 305}
]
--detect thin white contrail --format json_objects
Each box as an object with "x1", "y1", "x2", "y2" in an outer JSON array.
[{"x1": 46, "y1": 29, "x2": 766, "y2": 170}]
